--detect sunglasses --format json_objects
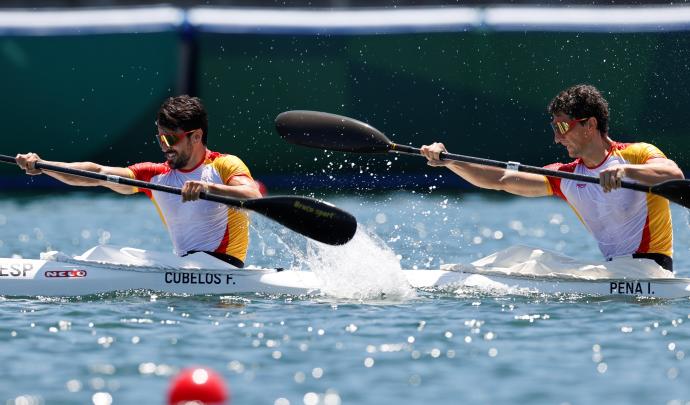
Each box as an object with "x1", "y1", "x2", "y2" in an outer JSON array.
[
  {"x1": 156, "y1": 129, "x2": 198, "y2": 148},
  {"x1": 550, "y1": 118, "x2": 588, "y2": 136}
]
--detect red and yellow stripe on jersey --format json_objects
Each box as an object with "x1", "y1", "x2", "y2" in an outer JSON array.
[
  {"x1": 126, "y1": 150, "x2": 252, "y2": 265},
  {"x1": 544, "y1": 142, "x2": 672, "y2": 259}
]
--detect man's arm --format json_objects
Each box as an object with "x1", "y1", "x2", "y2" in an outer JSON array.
[
  {"x1": 180, "y1": 176, "x2": 262, "y2": 202},
  {"x1": 15, "y1": 153, "x2": 136, "y2": 195},
  {"x1": 420, "y1": 142, "x2": 550, "y2": 197},
  {"x1": 599, "y1": 158, "x2": 685, "y2": 192}
]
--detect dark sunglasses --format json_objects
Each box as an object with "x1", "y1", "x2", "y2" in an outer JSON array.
[
  {"x1": 550, "y1": 118, "x2": 588, "y2": 136},
  {"x1": 156, "y1": 129, "x2": 198, "y2": 148}
]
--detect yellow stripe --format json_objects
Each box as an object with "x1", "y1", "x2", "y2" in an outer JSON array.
[
  {"x1": 222, "y1": 209, "x2": 250, "y2": 262},
  {"x1": 150, "y1": 197, "x2": 168, "y2": 228},
  {"x1": 543, "y1": 177, "x2": 589, "y2": 229},
  {"x1": 543, "y1": 176, "x2": 553, "y2": 196},
  {"x1": 644, "y1": 194, "x2": 673, "y2": 256},
  {"x1": 617, "y1": 143, "x2": 672, "y2": 256},
  {"x1": 566, "y1": 200, "x2": 589, "y2": 230},
  {"x1": 124, "y1": 168, "x2": 139, "y2": 194}
]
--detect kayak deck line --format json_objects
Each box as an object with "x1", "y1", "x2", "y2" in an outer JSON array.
[
  {"x1": 443, "y1": 265, "x2": 689, "y2": 284},
  {"x1": 0, "y1": 246, "x2": 689, "y2": 298}
]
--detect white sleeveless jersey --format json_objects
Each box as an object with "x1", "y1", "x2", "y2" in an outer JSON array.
[
  {"x1": 127, "y1": 150, "x2": 252, "y2": 262},
  {"x1": 544, "y1": 142, "x2": 672, "y2": 259}
]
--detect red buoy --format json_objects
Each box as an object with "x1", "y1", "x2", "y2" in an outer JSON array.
[{"x1": 167, "y1": 367, "x2": 229, "y2": 405}]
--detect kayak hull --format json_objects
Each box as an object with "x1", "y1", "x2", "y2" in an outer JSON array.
[
  {"x1": 0, "y1": 258, "x2": 320, "y2": 296},
  {"x1": 1, "y1": 255, "x2": 690, "y2": 298}
]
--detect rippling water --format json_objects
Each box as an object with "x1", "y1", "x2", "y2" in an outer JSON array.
[{"x1": 1, "y1": 190, "x2": 690, "y2": 405}]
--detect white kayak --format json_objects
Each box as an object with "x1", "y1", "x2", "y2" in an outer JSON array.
[{"x1": 0, "y1": 245, "x2": 688, "y2": 298}]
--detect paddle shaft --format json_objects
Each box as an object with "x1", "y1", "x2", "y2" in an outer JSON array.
[
  {"x1": 274, "y1": 110, "x2": 688, "y2": 208},
  {"x1": 0, "y1": 153, "x2": 359, "y2": 245},
  {"x1": 388, "y1": 144, "x2": 651, "y2": 193},
  {"x1": 0, "y1": 154, "x2": 248, "y2": 208}
]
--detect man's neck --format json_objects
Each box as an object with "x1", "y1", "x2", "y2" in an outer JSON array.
[
  {"x1": 180, "y1": 147, "x2": 207, "y2": 171},
  {"x1": 580, "y1": 135, "x2": 613, "y2": 168}
]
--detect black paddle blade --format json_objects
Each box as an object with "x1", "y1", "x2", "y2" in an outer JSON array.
[
  {"x1": 650, "y1": 179, "x2": 690, "y2": 209},
  {"x1": 275, "y1": 110, "x2": 392, "y2": 153},
  {"x1": 244, "y1": 195, "x2": 357, "y2": 245}
]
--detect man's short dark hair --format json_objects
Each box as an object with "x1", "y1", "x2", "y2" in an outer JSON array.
[
  {"x1": 548, "y1": 84, "x2": 609, "y2": 135},
  {"x1": 157, "y1": 95, "x2": 209, "y2": 145}
]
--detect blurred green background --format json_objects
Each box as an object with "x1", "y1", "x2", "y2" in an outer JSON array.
[{"x1": 2, "y1": 29, "x2": 688, "y2": 189}]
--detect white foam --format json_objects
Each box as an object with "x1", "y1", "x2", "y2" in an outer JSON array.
[{"x1": 304, "y1": 227, "x2": 416, "y2": 301}]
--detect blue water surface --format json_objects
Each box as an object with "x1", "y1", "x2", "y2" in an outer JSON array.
[{"x1": 1, "y1": 190, "x2": 690, "y2": 405}]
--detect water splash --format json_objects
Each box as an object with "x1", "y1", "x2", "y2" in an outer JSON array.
[{"x1": 303, "y1": 226, "x2": 416, "y2": 301}]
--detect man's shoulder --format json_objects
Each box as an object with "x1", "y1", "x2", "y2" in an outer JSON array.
[
  {"x1": 127, "y1": 161, "x2": 171, "y2": 182},
  {"x1": 544, "y1": 159, "x2": 579, "y2": 173},
  {"x1": 128, "y1": 161, "x2": 170, "y2": 174},
  {"x1": 206, "y1": 150, "x2": 247, "y2": 165},
  {"x1": 205, "y1": 150, "x2": 251, "y2": 176},
  {"x1": 612, "y1": 140, "x2": 662, "y2": 150},
  {"x1": 612, "y1": 141, "x2": 667, "y2": 161}
]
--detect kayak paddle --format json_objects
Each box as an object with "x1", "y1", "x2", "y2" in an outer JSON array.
[
  {"x1": 0, "y1": 154, "x2": 357, "y2": 245},
  {"x1": 275, "y1": 110, "x2": 690, "y2": 209}
]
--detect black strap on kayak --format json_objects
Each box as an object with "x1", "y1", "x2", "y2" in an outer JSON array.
[
  {"x1": 633, "y1": 253, "x2": 673, "y2": 272},
  {"x1": 185, "y1": 251, "x2": 245, "y2": 268},
  {"x1": 608, "y1": 253, "x2": 673, "y2": 271}
]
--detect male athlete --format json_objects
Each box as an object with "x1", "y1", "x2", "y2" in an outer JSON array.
[
  {"x1": 16, "y1": 95, "x2": 261, "y2": 267},
  {"x1": 420, "y1": 84, "x2": 684, "y2": 271}
]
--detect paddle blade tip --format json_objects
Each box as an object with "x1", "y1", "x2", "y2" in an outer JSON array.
[
  {"x1": 320, "y1": 213, "x2": 358, "y2": 246},
  {"x1": 274, "y1": 110, "x2": 392, "y2": 153},
  {"x1": 274, "y1": 110, "x2": 326, "y2": 142},
  {"x1": 245, "y1": 195, "x2": 358, "y2": 246},
  {"x1": 651, "y1": 179, "x2": 690, "y2": 209}
]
